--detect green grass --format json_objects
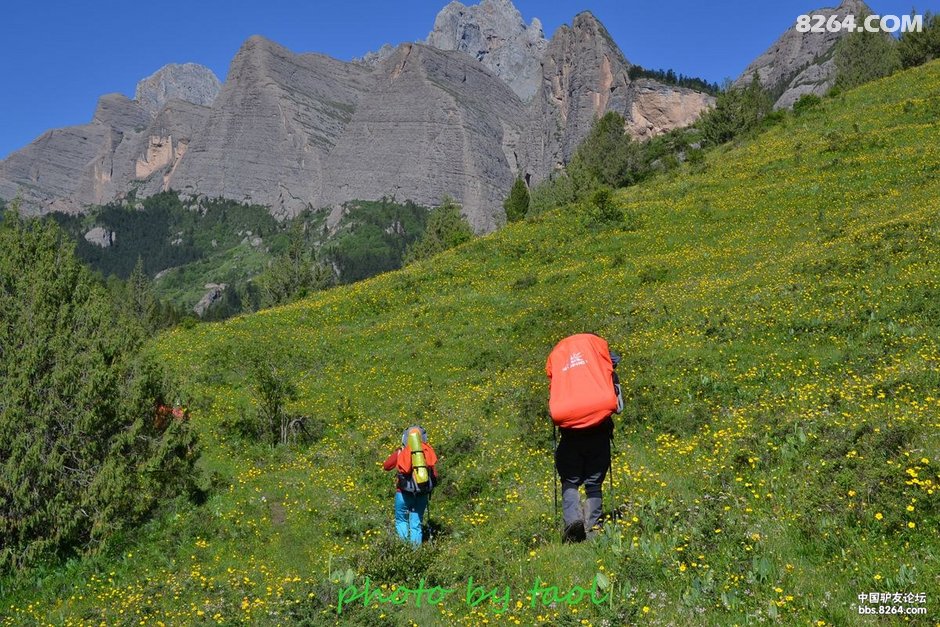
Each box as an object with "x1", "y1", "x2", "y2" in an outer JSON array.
[{"x1": 3, "y1": 63, "x2": 940, "y2": 626}]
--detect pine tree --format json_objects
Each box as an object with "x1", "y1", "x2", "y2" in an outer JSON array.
[
  {"x1": 405, "y1": 197, "x2": 474, "y2": 264},
  {"x1": 568, "y1": 111, "x2": 646, "y2": 190},
  {"x1": 128, "y1": 256, "x2": 155, "y2": 331},
  {"x1": 697, "y1": 76, "x2": 773, "y2": 146},
  {"x1": 834, "y1": 28, "x2": 901, "y2": 91},
  {"x1": 258, "y1": 221, "x2": 334, "y2": 307},
  {"x1": 503, "y1": 177, "x2": 531, "y2": 222},
  {"x1": 899, "y1": 11, "x2": 940, "y2": 69}
]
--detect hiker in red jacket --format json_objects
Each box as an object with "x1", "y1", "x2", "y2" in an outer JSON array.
[{"x1": 382, "y1": 426, "x2": 439, "y2": 546}]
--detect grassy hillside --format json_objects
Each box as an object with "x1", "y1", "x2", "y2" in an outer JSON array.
[{"x1": 4, "y1": 63, "x2": 940, "y2": 626}]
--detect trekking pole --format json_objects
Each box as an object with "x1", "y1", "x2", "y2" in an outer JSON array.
[
  {"x1": 552, "y1": 424, "x2": 559, "y2": 530},
  {"x1": 426, "y1": 495, "x2": 432, "y2": 544},
  {"x1": 608, "y1": 430, "x2": 616, "y2": 522}
]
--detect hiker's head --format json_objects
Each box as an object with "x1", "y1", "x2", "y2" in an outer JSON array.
[{"x1": 402, "y1": 425, "x2": 428, "y2": 446}]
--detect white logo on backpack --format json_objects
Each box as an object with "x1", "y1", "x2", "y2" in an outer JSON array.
[{"x1": 561, "y1": 352, "x2": 587, "y2": 372}]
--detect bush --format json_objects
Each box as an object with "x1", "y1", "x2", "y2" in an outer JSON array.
[
  {"x1": 250, "y1": 360, "x2": 299, "y2": 446},
  {"x1": 257, "y1": 222, "x2": 334, "y2": 307},
  {"x1": 0, "y1": 211, "x2": 200, "y2": 572},
  {"x1": 569, "y1": 111, "x2": 647, "y2": 189},
  {"x1": 528, "y1": 173, "x2": 578, "y2": 216},
  {"x1": 697, "y1": 77, "x2": 773, "y2": 146},
  {"x1": 404, "y1": 197, "x2": 474, "y2": 263},
  {"x1": 792, "y1": 93, "x2": 823, "y2": 116},
  {"x1": 582, "y1": 187, "x2": 624, "y2": 226},
  {"x1": 221, "y1": 358, "x2": 323, "y2": 446}
]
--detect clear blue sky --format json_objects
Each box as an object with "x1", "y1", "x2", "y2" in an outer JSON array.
[{"x1": 1, "y1": 0, "x2": 935, "y2": 159}]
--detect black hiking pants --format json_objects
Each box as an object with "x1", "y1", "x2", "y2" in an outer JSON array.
[{"x1": 554, "y1": 417, "x2": 613, "y2": 497}]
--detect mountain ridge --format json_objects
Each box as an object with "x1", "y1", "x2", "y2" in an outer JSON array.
[{"x1": 1, "y1": 1, "x2": 720, "y2": 228}]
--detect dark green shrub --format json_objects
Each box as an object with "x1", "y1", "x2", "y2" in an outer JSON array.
[
  {"x1": 404, "y1": 197, "x2": 474, "y2": 263},
  {"x1": 251, "y1": 361, "x2": 299, "y2": 445},
  {"x1": 569, "y1": 111, "x2": 648, "y2": 189},
  {"x1": 528, "y1": 174, "x2": 578, "y2": 216},
  {"x1": 503, "y1": 177, "x2": 530, "y2": 223},
  {"x1": 834, "y1": 27, "x2": 901, "y2": 91},
  {"x1": 257, "y1": 222, "x2": 334, "y2": 307},
  {"x1": 899, "y1": 11, "x2": 940, "y2": 68},
  {"x1": 638, "y1": 264, "x2": 670, "y2": 284},
  {"x1": 354, "y1": 533, "x2": 441, "y2": 584},
  {"x1": 0, "y1": 211, "x2": 200, "y2": 572},
  {"x1": 697, "y1": 77, "x2": 773, "y2": 146},
  {"x1": 582, "y1": 187, "x2": 624, "y2": 227},
  {"x1": 792, "y1": 93, "x2": 822, "y2": 116}
]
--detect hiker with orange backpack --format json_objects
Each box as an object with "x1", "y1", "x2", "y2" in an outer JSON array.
[
  {"x1": 546, "y1": 333, "x2": 623, "y2": 543},
  {"x1": 382, "y1": 426, "x2": 439, "y2": 546}
]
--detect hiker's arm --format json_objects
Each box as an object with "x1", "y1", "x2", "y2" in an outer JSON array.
[{"x1": 382, "y1": 451, "x2": 398, "y2": 471}]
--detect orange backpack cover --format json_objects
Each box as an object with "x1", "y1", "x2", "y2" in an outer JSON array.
[
  {"x1": 396, "y1": 443, "x2": 438, "y2": 474},
  {"x1": 546, "y1": 334, "x2": 618, "y2": 429}
]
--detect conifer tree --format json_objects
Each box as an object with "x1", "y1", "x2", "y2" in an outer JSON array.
[
  {"x1": 503, "y1": 177, "x2": 531, "y2": 223},
  {"x1": 128, "y1": 256, "x2": 155, "y2": 331},
  {"x1": 405, "y1": 197, "x2": 474, "y2": 264},
  {"x1": 898, "y1": 11, "x2": 940, "y2": 69}
]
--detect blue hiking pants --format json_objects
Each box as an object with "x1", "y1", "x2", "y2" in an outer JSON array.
[{"x1": 394, "y1": 491, "x2": 429, "y2": 546}]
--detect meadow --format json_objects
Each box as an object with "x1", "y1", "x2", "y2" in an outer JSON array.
[{"x1": 2, "y1": 61, "x2": 939, "y2": 626}]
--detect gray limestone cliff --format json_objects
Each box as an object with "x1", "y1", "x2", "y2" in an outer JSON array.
[
  {"x1": 323, "y1": 43, "x2": 526, "y2": 232},
  {"x1": 520, "y1": 12, "x2": 714, "y2": 184},
  {"x1": 135, "y1": 63, "x2": 221, "y2": 117},
  {"x1": 0, "y1": 64, "x2": 220, "y2": 214},
  {"x1": 521, "y1": 12, "x2": 632, "y2": 181},
  {"x1": 426, "y1": 0, "x2": 546, "y2": 102},
  {"x1": 168, "y1": 36, "x2": 373, "y2": 219}
]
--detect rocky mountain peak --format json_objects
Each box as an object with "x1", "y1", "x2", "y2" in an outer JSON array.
[
  {"x1": 354, "y1": 43, "x2": 396, "y2": 66},
  {"x1": 426, "y1": 0, "x2": 547, "y2": 101},
  {"x1": 839, "y1": 0, "x2": 868, "y2": 10},
  {"x1": 135, "y1": 63, "x2": 221, "y2": 117},
  {"x1": 226, "y1": 35, "x2": 281, "y2": 79}
]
